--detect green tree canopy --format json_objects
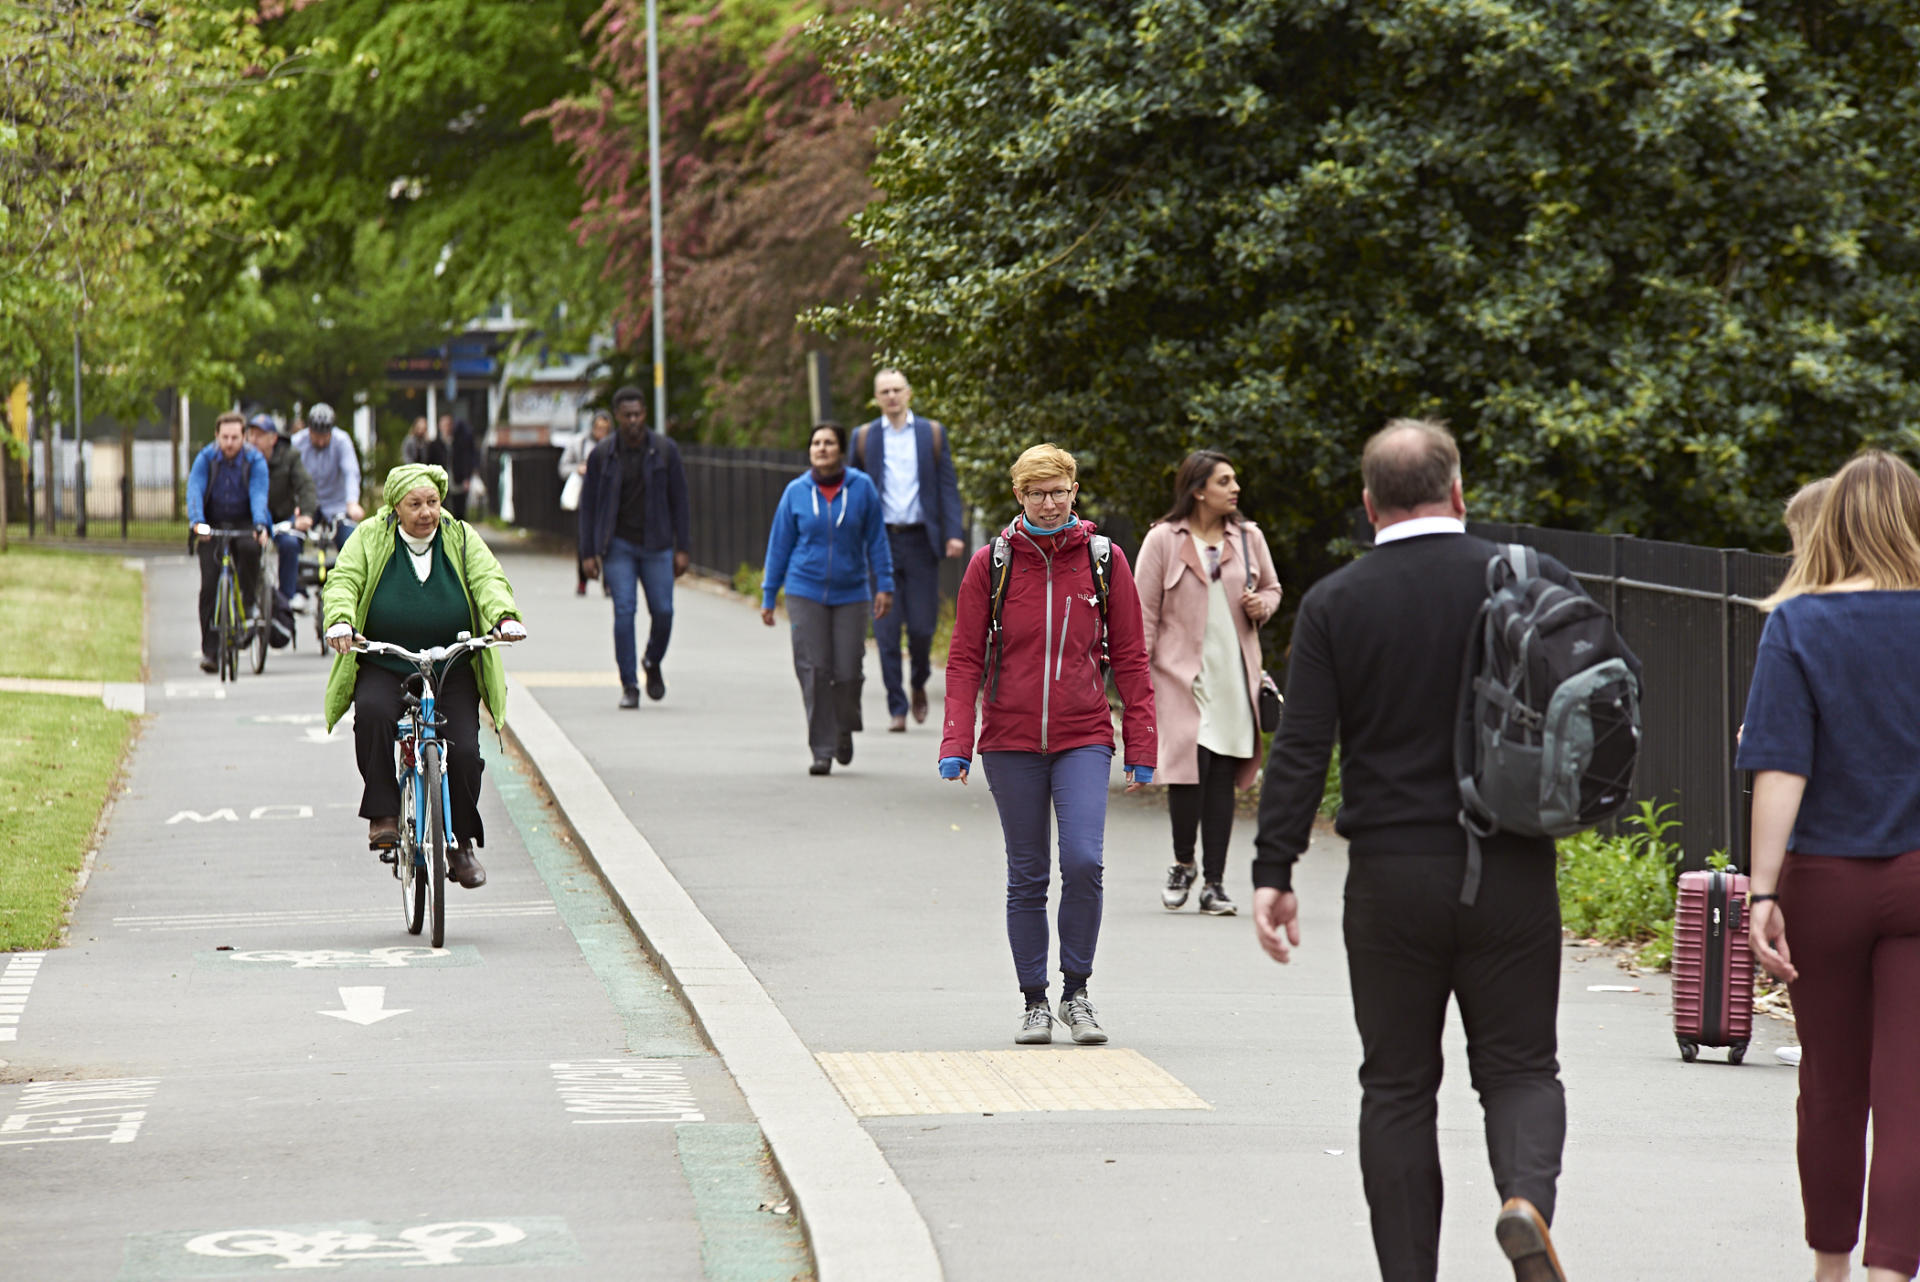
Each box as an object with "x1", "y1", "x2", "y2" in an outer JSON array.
[{"x1": 820, "y1": 0, "x2": 1920, "y2": 581}]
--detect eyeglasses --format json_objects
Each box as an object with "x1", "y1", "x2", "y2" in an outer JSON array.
[{"x1": 1021, "y1": 487, "x2": 1075, "y2": 506}]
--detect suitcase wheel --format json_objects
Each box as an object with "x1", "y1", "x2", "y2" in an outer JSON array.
[
  {"x1": 1677, "y1": 1039, "x2": 1700, "y2": 1063},
  {"x1": 1728, "y1": 1042, "x2": 1747, "y2": 1066}
]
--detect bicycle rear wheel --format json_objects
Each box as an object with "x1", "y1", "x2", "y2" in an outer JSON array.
[
  {"x1": 213, "y1": 563, "x2": 239, "y2": 682},
  {"x1": 422, "y1": 742, "x2": 447, "y2": 948},
  {"x1": 397, "y1": 760, "x2": 426, "y2": 936},
  {"x1": 250, "y1": 575, "x2": 270, "y2": 674}
]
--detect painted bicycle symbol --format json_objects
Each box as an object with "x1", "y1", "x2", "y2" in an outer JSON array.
[
  {"x1": 224, "y1": 947, "x2": 448, "y2": 969},
  {"x1": 185, "y1": 1221, "x2": 526, "y2": 1268}
]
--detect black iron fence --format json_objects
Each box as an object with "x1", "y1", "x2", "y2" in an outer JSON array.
[
  {"x1": 1469, "y1": 522, "x2": 1789, "y2": 871},
  {"x1": 7, "y1": 439, "x2": 182, "y2": 537}
]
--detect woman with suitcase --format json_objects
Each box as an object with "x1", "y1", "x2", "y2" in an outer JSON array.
[{"x1": 1738, "y1": 449, "x2": 1920, "y2": 1282}]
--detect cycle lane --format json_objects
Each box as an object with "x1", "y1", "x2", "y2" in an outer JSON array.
[
  {"x1": 0, "y1": 553, "x2": 809, "y2": 1281},
  {"x1": 491, "y1": 545, "x2": 1805, "y2": 1282}
]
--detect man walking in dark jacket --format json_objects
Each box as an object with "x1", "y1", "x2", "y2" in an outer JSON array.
[
  {"x1": 1251, "y1": 419, "x2": 1629, "y2": 1282},
  {"x1": 244, "y1": 414, "x2": 316, "y2": 608},
  {"x1": 578, "y1": 385, "x2": 691, "y2": 708}
]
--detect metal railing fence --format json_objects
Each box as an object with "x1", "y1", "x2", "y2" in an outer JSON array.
[{"x1": 1469, "y1": 522, "x2": 1789, "y2": 871}]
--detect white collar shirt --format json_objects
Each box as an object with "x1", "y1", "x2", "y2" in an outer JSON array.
[
  {"x1": 880, "y1": 414, "x2": 922, "y2": 525},
  {"x1": 1373, "y1": 516, "x2": 1466, "y2": 546}
]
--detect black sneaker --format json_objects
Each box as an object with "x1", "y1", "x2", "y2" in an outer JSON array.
[
  {"x1": 1161, "y1": 863, "x2": 1197, "y2": 910},
  {"x1": 643, "y1": 660, "x2": 665, "y2": 701},
  {"x1": 1198, "y1": 882, "x2": 1237, "y2": 916},
  {"x1": 199, "y1": 653, "x2": 219, "y2": 674},
  {"x1": 809, "y1": 757, "x2": 832, "y2": 776},
  {"x1": 835, "y1": 732, "x2": 854, "y2": 766},
  {"x1": 619, "y1": 686, "x2": 640, "y2": 709}
]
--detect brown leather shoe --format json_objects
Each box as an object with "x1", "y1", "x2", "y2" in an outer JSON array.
[
  {"x1": 1496, "y1": 1198, "x2": 1566, "y2": 1282},
  {"x1": 888, "y1": 715, "x2": 907, "y2": 733},
  {"x1": 446, "y1": 842, "x2": 486, "y2": 889},
  {"x1": 368, "y1": 819, "x2": 399, "y2": 850},
  {"x1": 911, "y1": 686, "x2": 928, "y2": 723}
]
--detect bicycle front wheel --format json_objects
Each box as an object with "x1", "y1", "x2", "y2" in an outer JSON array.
[
  {"x1": 421, "y1": 742, "x2": 447, "y2": 948},
  {"x1": 250, "y1": 576, "x2": 270, "y2": 674},
  {"x1": 213, "y1": 565, "x2": 239, "y2": 682},
  {"x1": 397, "y1": 759, "x2": 425, "y2": 936}
]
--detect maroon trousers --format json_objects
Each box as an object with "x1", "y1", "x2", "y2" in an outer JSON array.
[{"x1": 1782, "y1": 848, "x2": 1920, "y2": 1276}]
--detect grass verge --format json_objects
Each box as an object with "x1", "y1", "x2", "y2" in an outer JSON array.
[
  {"x1": 0, "y1": 695, "x2": 137, "y2": 950},
  {"x1": 0, "y1": 547, "x2": 144, "y2": 682}
]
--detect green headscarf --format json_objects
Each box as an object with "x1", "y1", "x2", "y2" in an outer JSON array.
[{"x1": 383, "y1": 462, "x2": 449, "y2": 511}]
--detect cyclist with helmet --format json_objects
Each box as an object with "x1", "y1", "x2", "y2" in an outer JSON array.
[
  {"x1": 292, "y1": 402, "x2": 365, "y2": 545},
  {"x1": 243, "y1": 413, "x2": 317, "y2": 611}
]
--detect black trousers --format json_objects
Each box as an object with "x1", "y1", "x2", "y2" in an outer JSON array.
[
  {"x1": 197, "y1": 536, "x2": 262, "y2": 659},
  {"x1": 1343, "y1": 847, "x2": 1565, "y2": 1282},
  {"x1": 1166, "y1": 744, "x2": 1244, "y2": 884},
  {"x1": 353, "y1": 662, "x2": 486, "y2": 848}
]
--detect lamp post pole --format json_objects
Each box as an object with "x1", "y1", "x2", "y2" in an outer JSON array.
[{"x1": 647, "y1": 0, "x2": 667, "y2": 435}]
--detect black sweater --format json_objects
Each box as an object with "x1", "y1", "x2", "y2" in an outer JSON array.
[{"x1": 1252, "y1": 531, "x2": 1595, "y2": 892}]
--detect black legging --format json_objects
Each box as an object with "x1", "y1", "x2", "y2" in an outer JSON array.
[
  {"x1": 1167, "y1": 744, "x2": 1245, "y2": 884},
  {"x1": 353, "y1": 662, "x2": 486, "y2": 849}
]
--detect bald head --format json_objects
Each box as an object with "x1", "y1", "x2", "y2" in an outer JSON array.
[{"x1": 1362, "y1": 418, "x2": 1461, "y2": 519}]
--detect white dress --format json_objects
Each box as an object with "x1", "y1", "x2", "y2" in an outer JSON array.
[{"x1": 1190, "y1": 533, "x2": 1255, "y2": 760}]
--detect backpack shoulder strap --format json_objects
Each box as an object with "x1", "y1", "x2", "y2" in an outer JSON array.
[
  {"x1": 854, "y1": 424, "x2": 870, "y2": 473},
  {"x1": 1088, "y1": 534, "x2": 1111, "y2": 613},
  {"x1": 984, "y1": 533, "x2": 1015, "y2": 702},
  {"x1": 928, "y1": 418, "x2": 946, "y2": 459}
]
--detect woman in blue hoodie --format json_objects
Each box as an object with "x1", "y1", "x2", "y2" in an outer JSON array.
[{"x1": 761, "y1": 422, "x2": 895, "y2": 774}]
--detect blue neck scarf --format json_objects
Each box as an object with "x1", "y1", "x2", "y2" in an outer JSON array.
[{"x1": 1020, "y1": 513, "x2": 1078, "y2": 537}]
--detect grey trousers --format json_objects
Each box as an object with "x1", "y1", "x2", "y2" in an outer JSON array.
[{"x1": 787, "y1": 597, "x2": 867, "y2": 758}]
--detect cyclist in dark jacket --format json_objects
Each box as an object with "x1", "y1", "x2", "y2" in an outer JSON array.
[{"x1": 245, "y1": 415, "x2": 316, "y2": 608}]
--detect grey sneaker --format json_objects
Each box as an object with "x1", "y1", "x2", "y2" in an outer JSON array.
[
  {"x1": 1162, "y1": 863, "x2": 1197, "y2": 910},
  {"x1": 1015, "y1": 1003, "x2": 1054, "y2": 1045},
  {"x1": 1198, "y1": 882, "x2": 1237, "y2": 916},
  {"x1": 1057, "y1": 993, "x2": 1108, "y2": 1045}
]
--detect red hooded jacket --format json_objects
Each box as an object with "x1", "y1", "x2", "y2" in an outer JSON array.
[{"x1": 940, "y1": 518, "x2": 1157, "y2": 766}]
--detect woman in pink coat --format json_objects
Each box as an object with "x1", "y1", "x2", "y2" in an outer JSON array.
[{"x1": 1135, "y1": 451, "x2": 1283, "y2": 915}]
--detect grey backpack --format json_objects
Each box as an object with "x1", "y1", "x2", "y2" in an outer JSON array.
[{"x1": 1454, "y1": 545, "x2": 1641, "y2": 904}]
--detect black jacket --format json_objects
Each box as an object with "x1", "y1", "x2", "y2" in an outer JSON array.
[
  {"x1": 578, "y1": 430, "x2": 690, "y2": 558},
  {"x1": 265, "y1": 437, "x2": 317, "y2": 524}
]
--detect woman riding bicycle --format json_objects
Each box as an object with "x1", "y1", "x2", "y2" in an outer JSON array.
[{"x1": 322, "y1": 463, "x2": 527, "y2": 889}]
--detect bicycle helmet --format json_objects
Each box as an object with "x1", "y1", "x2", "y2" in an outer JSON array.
[{"x1": 307, "y1": 402, "x2": 337, "y2": 431}]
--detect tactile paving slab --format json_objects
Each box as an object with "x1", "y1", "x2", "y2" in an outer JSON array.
[{"x1": 816, "y1": 1049, "x2": 1210, "y2": 1117}]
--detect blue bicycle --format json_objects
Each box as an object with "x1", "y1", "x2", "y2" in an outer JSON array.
[{"x1": 350, "y1": 632, "x2": 513, "y2": 946}]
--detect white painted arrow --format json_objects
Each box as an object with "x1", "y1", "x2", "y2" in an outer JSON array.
[{"x1": 318, "y1": 986, "x2": 410, "y2": 1026}]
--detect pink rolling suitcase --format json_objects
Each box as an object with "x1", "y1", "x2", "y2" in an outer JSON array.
[{"x1": 1671, "y1": 868, "x2": 1754, "y2": 1064}]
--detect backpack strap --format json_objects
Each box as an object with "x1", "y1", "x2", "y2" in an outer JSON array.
[
  {"x1": 1088, "y1": 534, "x2": 1112, "y2": 672},
  {"x1": 854, "y1": 423, "x2": 870, "y2": 474},
  {"x1": 928, "y1": 418, "x2": 945, "y2": 459},
  {"x1": 983, "y1": 533, "x2": 1016, "y2": 703}
]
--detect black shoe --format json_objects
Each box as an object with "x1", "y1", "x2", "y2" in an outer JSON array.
[
  {"x1": 1198, "y1": 882, "x2": 1238, "y2": 916},
  {"x1": 199, "y1": 653, "x2": 219, "y2": 674},
  {"x1": 911, "y1": 686, "x2": 928, "y2": 723},
  {"x1": 619, "y1": 686, "x2": 640, "y2": 709},
  {"x1": 446, "y1": 842, "x2": 486, "y2": 889},
  {"x1": 809, "y1": 757, "x2": 832, "y2": 776},
  {"x1": 835, "y1": 732, "x2": 854, "y2": 766},
  {"x1": 643, "y1": 660, "x2": 665, "y2": 701}
]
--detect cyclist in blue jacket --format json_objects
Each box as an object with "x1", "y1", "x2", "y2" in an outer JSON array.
[{"x1": 186, "y1": 411, "x2": 271, "y2": 672}]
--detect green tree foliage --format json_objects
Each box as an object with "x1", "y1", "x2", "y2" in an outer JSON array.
[{"x1": 819, "y1": 0, "x2": 1920, "y2": 580}]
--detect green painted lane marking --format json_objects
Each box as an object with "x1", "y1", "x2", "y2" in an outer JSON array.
[
  {"x1": 485, "y1": 737, "x2": 705, "y2": 1058},
  {"x1": 678, "y1": 1124, "x2": 813, "y2": 1282}
]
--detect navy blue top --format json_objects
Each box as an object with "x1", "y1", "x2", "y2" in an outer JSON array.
[{"x1": 1736, "y1": 590, "x2": 1920, "y2": 856}]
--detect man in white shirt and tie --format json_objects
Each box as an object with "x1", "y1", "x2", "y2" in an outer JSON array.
[{"x1": 853, "y1": 369, "x2": 967, "y2": 731}]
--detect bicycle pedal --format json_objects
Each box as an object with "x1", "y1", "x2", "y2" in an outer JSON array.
[{"x1": 378, "y1": 850, "x2": 396, "y2": 864}]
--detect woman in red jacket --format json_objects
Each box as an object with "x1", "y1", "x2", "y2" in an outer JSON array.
[{"x1": 939, "y1": 443, "x2": 1158, "y2": 1046}]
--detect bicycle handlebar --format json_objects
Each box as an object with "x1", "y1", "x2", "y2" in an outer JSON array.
[
  {"x1": 268, "y1": 519, "x2": 336, "y2": 540},
  {"x1": 198, "y1": 526, "x2": 263, "y2": 538},
  {"x1": 349, "y1": 633, "x2": 517, "y2": 667}
]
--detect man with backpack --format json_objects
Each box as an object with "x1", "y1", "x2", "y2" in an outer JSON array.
[
  {"x1": 185, "y1": 412, "x2": 272, "y2": 673},
  {"x1": 1250, "y1": 419, "x2": 1641, "y2": 1282}
]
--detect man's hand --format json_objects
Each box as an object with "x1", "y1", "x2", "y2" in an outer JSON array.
[
  {"x1": 1253, "y1": 888, "x2": 1301, "y2": 964},
  {"x1": 761, "y1": 607, "x2": 776, "y2": 628},
  {"x1": 872, "y1": 591, "x2": 893, "y2": 620},
  {"x1": 254, "y1": 526, "x2": 270, "y2": 547},
  {"x1": 945, "y1": 538, "x2": 965, "y2": 559},
  {"x1": 582, "y1": 556, "x2": 601, "y2": 581},
  {"x1": 673, "y1": 549, "x2": 690, "y2": 578},
  {"x1": 294, "y1": 513, "x2": 313, "y2": 533},
  {"x1": 346, "y1": 501, "x2": 365, "y2": 522}
]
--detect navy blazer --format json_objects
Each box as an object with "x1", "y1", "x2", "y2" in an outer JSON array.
[
  {"x1": 578, "y1": 430, "x2": 691, "y2": 558},
  {"x1": 852, "y1": 413, "x2": 966, "y2": 559}
]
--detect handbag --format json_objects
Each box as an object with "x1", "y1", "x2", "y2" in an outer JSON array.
[
  {"x1": 1242, "y1": 525, "x2": 1282, "y2": 734},
  {"x1": 559, "y1": 469, "x2": 584, "y2": 512}
]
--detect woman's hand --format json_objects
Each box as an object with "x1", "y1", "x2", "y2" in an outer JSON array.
[
  {"x1": 939, "y1": 757, "x2": 968, "y2": 785},
  {"x1": 1123, "y1": 764, "x2": 1154, "y2": 793},
  {"x1": 1240, "y1": 589, "x2": 1267, "y2": 623},
  {"x1": 1749, "y1": 899, "x2": 1797, "y2": 982},
  {"x1": 493, "y1": 619, "x2": 527, "y2": 641},
  {"x1": 872, "y1": 591, "x2": 893, "y2": 621},
  {"x1": 326, "y1": 622, "x2": 356, "y2": 655},
  {"x1": 761, "y1": 607, "x2": 776, "y2": 628}
]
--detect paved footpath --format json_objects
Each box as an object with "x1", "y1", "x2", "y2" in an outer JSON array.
[
  {"x1": 494, "y1": 543, "x2": 1808, "y2": 1282},
  {"x1": 0, "y1": 553, "x2": 808, "y2": 1280}
]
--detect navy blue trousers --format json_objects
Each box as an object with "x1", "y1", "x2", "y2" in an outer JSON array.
[
  {"x1": 982, "y1": 745, "x2": 1113, "y2": 994},
  {"x1": 874, "y1": 527, "x2": 939, "y2": 716}
]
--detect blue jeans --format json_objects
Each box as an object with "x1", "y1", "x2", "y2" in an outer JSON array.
[
  {"x1": 272, "y1": 532, "x2": 302, "y2": 602},
  {"x1": 606, "y1": 536, "x2": 675, "y2": 689},
  {"x1": 982, "y1": 745, "x2": 1113, "y2": 995},
  {"x1": 875, "y1": 527, "x2": 940, "y2": 716},
  {"x1": 324, "y1": 515, "x2": 356, "y2": 549}
]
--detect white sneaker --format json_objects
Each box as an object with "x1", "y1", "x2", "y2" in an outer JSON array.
[
  {"x1": 1775, "y1": 1045, "x2": 1802, "y2": 1067},
  {"x1": 1056, "y1": 992, "x2": 1108, "y2": 1045}
]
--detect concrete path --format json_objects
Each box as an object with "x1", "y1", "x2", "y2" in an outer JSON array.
[
  {"x1": 496, "y1": 546, "x2": 1807, "y2": 1282},
  {"x1": 0, "y1": 553, "x2": 809, "y2": 1280}
]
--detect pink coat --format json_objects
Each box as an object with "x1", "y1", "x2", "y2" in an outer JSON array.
[{"x1": 1135, "y1": 517, "x2": 1283, "y2": 788}]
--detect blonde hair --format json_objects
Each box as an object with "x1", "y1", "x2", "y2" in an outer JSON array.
[
  {"x1": 1764, "y1": 451, "x2": 1920, "y2": 608},
  {"x1": 1010, "y1": 443, "x2": 1077, "y2": 492},
  {"x1": 1782, "y1": 477, "x2": 1833, "y2": 556}
]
